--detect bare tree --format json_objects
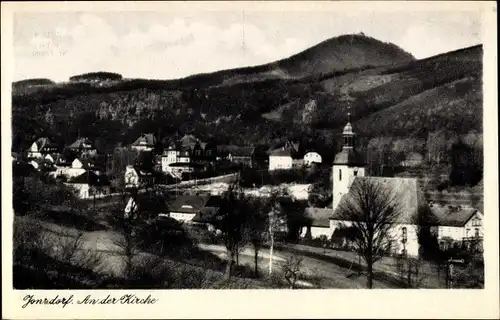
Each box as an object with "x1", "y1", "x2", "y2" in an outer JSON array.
[
  {"x1": 336, "y1": 178, "x2": 402, "y2": 288},
  {"x1": 242, "y1": 197, "x2": 270, "y2": 278},
  {"x1": 112, "y1": 219, "x2": 140, "y2": 281},
  {"x1": 216, "y1": 184, "x2": 248, "y2": 280},
  {"x1": 282, "y1": 254, "x2": 303, "y2": 289},
  {"x1": 268, "y1": 188, "x2": 288, "y2": 276}
]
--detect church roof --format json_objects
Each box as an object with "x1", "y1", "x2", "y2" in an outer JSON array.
[
  {"x1": 333, "y1": 148, "x2": 365, "y2": 166},
  {"x1": 342, "y1": 122, "x2": 354, "y2": 135}
]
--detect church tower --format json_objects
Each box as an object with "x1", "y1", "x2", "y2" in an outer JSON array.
[{"x1": 332, "y1": 113, "x2": 366, "y2": 211}]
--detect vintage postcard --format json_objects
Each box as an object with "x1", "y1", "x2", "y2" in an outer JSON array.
[{"x1": 2, "y1": 1, "x2": 498, "y2": 319}]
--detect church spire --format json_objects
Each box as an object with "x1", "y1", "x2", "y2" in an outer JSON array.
[{"x1": 342, "y1": 111, "x2": 354, "y2": 149}]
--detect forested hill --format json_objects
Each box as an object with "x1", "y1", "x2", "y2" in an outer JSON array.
[{"x1": 11, "y1": 34, "x2": 482, "y2": 169}]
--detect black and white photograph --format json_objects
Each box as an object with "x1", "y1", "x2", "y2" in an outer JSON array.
[{"x1": 2, "y1": 1, "x2": 499, "y2": 319}]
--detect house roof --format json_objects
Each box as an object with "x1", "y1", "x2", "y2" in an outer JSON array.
[
  {"x1": 305, "y1": 207, "x2": 333, "y2": 228},
  {"x1": 67, "y1": 171, "x2": 110, "y2": 185},
  {"x1": 269, "y1": 148, "x2": 291, "y2": 157},
  {"x1": 179, "y1": 134, "x2": 200, "y2": 149},
  {"x1": 430, "y1": 204, "x2": 480, "y2": 227},
  {"x1": 192, "y1": 207, "x2": 220, "y2": 223},
  {"x1": 331, "y1": 177, "x2": 427, "y2": 224},
  {"x1": 73, "y1": 157, "x2": 97, "y2": 169},
  {"x1": 69, "y1": 137, "x2": 94, "y2": 149},
  {"x1": 126, "y1": 165, "x2": 155, "y2": 177},
  {"x1": 132, "y1": 133, "x2": 156, "y2": 146},
  {"x1": 269, "y1": 140, "x2": 302, "y2": 158},
  {"x1": 269, "y1": 147, "x2": 301, "y2": 158},
  {"x1": 46, "y1": 152, "x2": 67, "y2": 164},
  {"x1": 168, "y1": 194, "x2": 212, "y2": 213},
  {"x1": 34, "y1": 137, "x2": 57, "y2": 151}
]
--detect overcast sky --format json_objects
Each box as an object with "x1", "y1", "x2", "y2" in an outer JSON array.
[{"x1": 13, "y1": 9, "x2": 482, "y2": 82}]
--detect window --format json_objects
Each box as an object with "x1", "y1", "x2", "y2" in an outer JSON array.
[
  {"x1": 206, "y1": 150, "x2": 211, "y2": 156},
  {"x1": 475, "y1": 228, "x2": 480, "y2": 238},
  {"x1": 401, "y1": 227, "x2": 407, "y2": 243},
  {"x1": 466, "y1": 228, "x2": 470, "y2": 237},
  {"x1": 354, "y1": 170, "x2": 358, "y2": 176},
  {"x1": 472, "y1": 217, "x2": 480, "y2": 227},
  {"x1": 339, "y1": 169, "x2": 342, "y2": 181}
]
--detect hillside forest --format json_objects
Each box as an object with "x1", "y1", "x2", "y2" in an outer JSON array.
[{"x1": 11, "y1": 34, "x2": 483, "y2": 188}]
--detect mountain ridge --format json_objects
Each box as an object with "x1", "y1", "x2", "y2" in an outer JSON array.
[{"x1": 11, "y1": 35, "x2": 482, "y2": 165}]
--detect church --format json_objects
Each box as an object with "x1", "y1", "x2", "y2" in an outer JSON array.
[{"x1": 303, "y1": 114, "x2": 484, "y2": 257}]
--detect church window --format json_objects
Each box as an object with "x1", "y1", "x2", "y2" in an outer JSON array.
[
  {"x1": 401, "y1": 227, "x2": 407, "y2": 243},
  {"x1": 339, "y1": 169, "x2": 342, "y2": 181}
]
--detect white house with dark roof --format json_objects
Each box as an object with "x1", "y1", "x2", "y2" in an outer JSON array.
[
  {"x1": 161, "y1": 135, "x2": 217, "y2": 174},
  {"x1": 44, "y1": 153, "x2": 66, "y2": 165},
  {"x1": 63, "y1": 171, "x2": 110, "y2": 199},
  {"x1": 27, "y1": 137, "x2": 59, "y2": 159},
  {"x1": 160, "y1": 193, "x2": 220, "y2": 227},
  {"x1": 217, "y1": 145, "x2": 255, "y2": 167},
  {"x1": 303, "y1": 151, "x2": 322, "y2": 166},
  {"x1": 431, "y1": 204, "x2": 483, "y2": 242},
  {"x1": 131, "y1": 133, "x2": 156, "y2": 152},
  {"x1": 302, "y1": 207, "x2": 333, "y2": 239},
  {"x1": 268, "y1": 141, "x2": 303, "y2": 171},
  {"x1": 124, "y1": 165, "x2": 156, "y2": 189},
  {"x1": 68, "y1": 137, "x2": 97, "y2": 156}
]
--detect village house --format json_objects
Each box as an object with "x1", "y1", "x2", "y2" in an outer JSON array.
[
  {"x1": 68, "y1": 137, "x2": 98, "y2": 157},
  {"x1": 27, "y1": 137, "x2": 59, "y2": 159},
  {"x1": 131, "y1": 133, "x2": 156, "y2": 152},
  {"x1": 64, "y1": 171, "x2": 111, "y2": 199},
  {"x1": 216, "y1": 145, "x2": 255, "y2": 167},
  {"x1": 268, "y1": 141, "x2": 303, "y2": 171},
  {"x1": 124, "y1": 165, "x2": 156, "y2": 189},
  {"x1": 302, "y1": 207, "x2": 332, "y2": 239},
  {"x1": 303, "y1": 151, "x2": 322, "y2": 166},
  {"x1": 161, "y1": 135, "x2": 217, "y2": 174},
  {"x1": 430, "y1": 204, "x2": 484, "y2": 243},
  {"x1": 44, "y1": 153, "x2": 67, "y2": 166},
  {"x1": 53, "y1": 157, "x2": 93, "y2": 179},
  {"x1": 159, "y1": 193, "x2": 221, "y2": 229}
]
